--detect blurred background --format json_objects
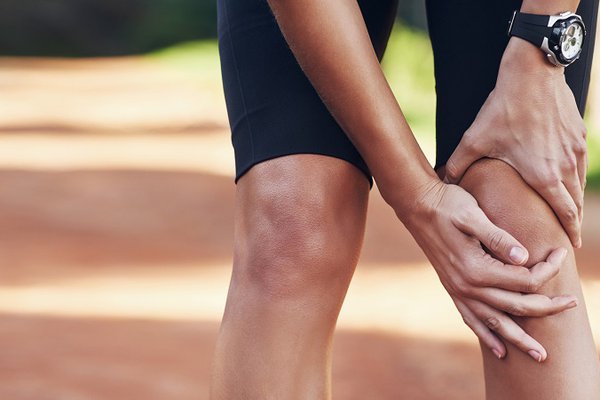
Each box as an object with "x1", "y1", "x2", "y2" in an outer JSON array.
[{"x1": 0, "y1": 1, "x2": 599, "y2": 399}]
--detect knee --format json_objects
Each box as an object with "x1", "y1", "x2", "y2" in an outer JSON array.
[
  {"x1": 234, "y1": 181, "x2": 363, "y2": 300},
  {"x1": 459, "y1": 158, "x2": 571, "y2": 267}
]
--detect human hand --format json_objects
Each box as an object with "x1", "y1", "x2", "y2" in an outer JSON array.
[
  {"x1": 400, "y1": 179, "x2": 577, "y2": 361},
  {"x1": 444, "y1": 38, "x2": 587, "y2": 247}
]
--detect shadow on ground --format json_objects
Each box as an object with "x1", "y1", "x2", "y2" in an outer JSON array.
[{"x1": 0, "y1": 313, "x2": 484, "y2": 400}]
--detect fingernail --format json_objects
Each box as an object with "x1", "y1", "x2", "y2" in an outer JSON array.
[
  {"x1": 528, "y1": 350, "x2": 543, "y2": 362},
  {"x1": 510, "y1": 247, "x2": 528, "y2": 264},
  {"x1": 566, "y1": 297, "x2": 579, "y2": 308},
  {"x1": 492, "y1": 349, "x2": 503, "y2": 359},
  {"x1": 577, "y1": 238, "x2": 583, "y2": 248},
  {"x1": 567, "y1": 300, "x2": 578, "y2": 309}
]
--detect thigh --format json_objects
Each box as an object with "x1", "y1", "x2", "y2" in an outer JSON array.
[
  {"x1": 426, "y1": 0, "x2": 598, "y2": 169},
  {"x1": 460, "y1": 158, "x2": 600, "y2": 400},
  {"x1": 217, "y1": 0, "x2": 398, "y2": 185}
]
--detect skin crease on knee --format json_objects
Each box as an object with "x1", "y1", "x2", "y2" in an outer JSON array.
[
  {"x1": 210, "y1": 154, "x2": 370, "y2": 400},
  {"x1": 458, "y1": 158, "x2": 600, "y2": 400}
]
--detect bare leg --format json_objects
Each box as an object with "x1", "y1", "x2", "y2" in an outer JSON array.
[
  {"x1": 210, "y1": 154, "x2": 370, "y2": 399},
  {"x1": 459, "y1": 158, "x2": 600, "y2": 400}
]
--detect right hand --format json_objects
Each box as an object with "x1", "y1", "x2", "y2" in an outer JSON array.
[{"x1": 401, "y1": 179, "x2": 577, "y2": 362}]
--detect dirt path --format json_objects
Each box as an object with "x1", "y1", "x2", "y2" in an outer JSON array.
[{"x1": 0, "y1": 57, "x2": 598, "y2": 399}]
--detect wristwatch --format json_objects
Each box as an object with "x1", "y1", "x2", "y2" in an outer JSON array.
[{"x1": 507, "y1": 10, "x2": 586, "y2": 67}]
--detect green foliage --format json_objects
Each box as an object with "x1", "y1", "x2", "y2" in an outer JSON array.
[
  {"x1": 128, "y1": 0, "x2": 217, "y2": 53},
  {"x1": 0, "y1": 0, "x2": 217, "y2": 56},
  {"x1": 149, "y1": 39, "x2": 222, "y2": 88},
  {"x1": 381, "y1": 24, "x2": 436, "y2": 143},
  {"x1": 586, "y1": 135, "x2": 600, "y2": 189}
]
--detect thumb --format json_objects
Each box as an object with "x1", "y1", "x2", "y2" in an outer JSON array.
[
  {"x1": 445, "y1": 129, "x2": 488, "y2": 184},
  {"x1": 465, "y1": 206, "x2": 529, "y2": 266}
]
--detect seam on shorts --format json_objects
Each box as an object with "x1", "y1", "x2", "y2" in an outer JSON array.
[{"x1": 222, "y1": 0, "x2": 256, "y2": 161}]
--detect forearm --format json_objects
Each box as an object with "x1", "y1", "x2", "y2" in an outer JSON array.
[
  {"x1": 521, "y1": 0, "x2": 579, "y2": 14},
  {"x1": 266, "y1": 0, "x2": 437, "y2": 215}
]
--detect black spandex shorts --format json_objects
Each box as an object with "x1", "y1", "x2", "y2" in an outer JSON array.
[{"x1": 217, "y1": 0, "x2": 598, "y2": 185}]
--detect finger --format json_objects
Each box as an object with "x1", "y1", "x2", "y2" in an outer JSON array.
[
  {"x1": 461, "y1": 247, "x2": 566, "y2": 293},
  {"x1": 518, "y1": 248, "x2": 566, "y2": 292},
  {"x1": 577, "y1": 151, "x2": 587, "y2": 225},
  {"x1": 454, "y1": 299, "x2": 506, "y2": 359},
  {"x1": 537, "y1": 182, "x2": 580, "y2": 247},
  {"x1": 577, "y1": 148, "x2": 587, "y2": 192},
  {"x1": 563, "y1": 176, "x2": 583, "y2": 246},
  {"x1": 472, "y1": 287, "x2": 578, "y2": 317},
  {"x1": 455, "y1": 207, "x2": 529, "y2": 265},
  {"x1": 468, "y1": 300, "x2": 548, "y2": 362},
  {"x1": 445, "y1": 130, "x2": 487, "y2": 184}
]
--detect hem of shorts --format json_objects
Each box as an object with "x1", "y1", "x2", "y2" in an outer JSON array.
[{"x1": 234, "y1": 151, "x2": 373, "y2": 188}]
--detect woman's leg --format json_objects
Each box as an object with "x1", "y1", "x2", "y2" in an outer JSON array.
[
  {"x1": 210, "y1": 154, "x2": 370, "y2": 399},
  {"x1": 460, "y1": 158, "x2": 600, "y2": 400}
]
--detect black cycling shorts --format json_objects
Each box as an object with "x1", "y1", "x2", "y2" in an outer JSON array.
[{"x1": 217, "y1": 0, "x2": 598, "y2": 185}]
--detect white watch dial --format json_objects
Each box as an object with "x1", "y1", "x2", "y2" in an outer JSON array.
[{"x1": 561, "y1": 22, "x2": 584, "y2": 60}]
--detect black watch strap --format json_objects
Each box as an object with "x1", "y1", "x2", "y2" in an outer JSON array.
[{"x1": 509, "y1": 11, "x2": 554, "y2": 48}]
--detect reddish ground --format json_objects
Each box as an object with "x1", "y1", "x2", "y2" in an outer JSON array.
[{"x1": 0, "y1": 57, "x2": 599, "y2": 399}]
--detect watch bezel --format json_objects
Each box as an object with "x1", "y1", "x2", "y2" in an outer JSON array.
[{"x1": 545, "y1": 14, "x2": 586, "y2": 66}]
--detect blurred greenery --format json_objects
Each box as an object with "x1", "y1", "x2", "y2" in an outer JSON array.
[
  {"x1": 0, "y1": 0, "x2": 217, "y2": 56},
  {"x1": 381, "y1": 25, "x2": 436, "y2": 146},
  {"x1": 146, "y1": 22, "x2": 600, "y2": 189},
  {"x1": 150, "y1": 40, "x2": 221, "y2": 87},
  {"x1": 587, "y1": 134, "x2": 600, "y2": 189}
]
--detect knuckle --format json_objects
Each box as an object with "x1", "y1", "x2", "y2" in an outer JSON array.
[
  {"x1": 507, "y1": 302, "x2": 526, "y2": 317},
  {"x1": 463, "y1": 130, "x2": 478, "y2": 148},
  {"x1": 453, "y1": 208, "x2": 472, "y2": 228},
  {"x1": 464, "y1": 271, "x2": 483, "y2": 287},
  {"x1": 562, "y1": 157, "x2": 577, "y2": 172},
  {"x1": 574, "y1": 139, "x2": 587, "y2": 155},
  {"x1": 564, "y1": 207, "x2": 577, "y2": 222},
  {"x1": 455, "y1": 207, "x2": 482, "y2": 231},
  {"x1": 484, "y1": 316, "x2": 501, "y2": 331},
  {"x1": 536, "y1": 171, "x2": 560, "y2": 187},
  {"x1": 454, "y1": 278, "x2": 472, "y2": 296},
  {"x1": 527, "y1": 276, "x2": 542, "y2": 293},
  {"x1": 461, "y1": 313, "x2": 474, "y2": 328},
  {"x1": 446, "y1": 160, "x2": 460, "y2": 180},
  {"x1": 581, "y1": 125, "x2": 588, "y2": 139},
  {"x1": 487, "y1": 230, "x2": 506, "y2": 252}
]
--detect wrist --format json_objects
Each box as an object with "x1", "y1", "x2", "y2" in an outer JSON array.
[
  {"x1": 387, "y1": 175, "x2": 444, "y2": 224},
  {"x1": 500, "y1": 37, "x2": 565, "y2": 77}
]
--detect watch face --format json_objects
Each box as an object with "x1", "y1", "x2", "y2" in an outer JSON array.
[{"x1": 560, "y1": 21, "x2": 584, "y2": 61}]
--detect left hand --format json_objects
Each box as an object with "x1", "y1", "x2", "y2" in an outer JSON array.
[{"x1": 444, "y1": 37, "x2": 587, "y2": 248}]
